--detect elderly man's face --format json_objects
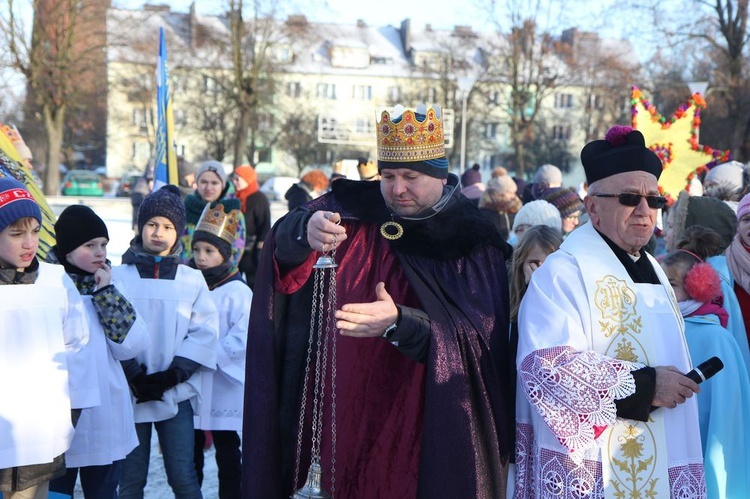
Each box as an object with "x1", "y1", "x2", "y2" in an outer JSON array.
[
  {"x1": 380, "y1": 168, "x2": 447, "y2": 217},
  {"x1": 584, "y1": 171, "x2": 659, "y2": 254}
]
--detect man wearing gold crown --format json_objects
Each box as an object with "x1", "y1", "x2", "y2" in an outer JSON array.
[
  {"x1": 515, "y1": 126, "x2": 706, "y2": 498},
  {"x1": 242, "y1": 104, "x2": 515, "y2": 498}
]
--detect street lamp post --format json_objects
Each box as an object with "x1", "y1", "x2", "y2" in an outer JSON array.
[{"x1": 457, "y1": 75, "x2": 477, "y2": 173}]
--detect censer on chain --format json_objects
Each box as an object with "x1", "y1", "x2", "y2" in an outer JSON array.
[{"x1": 292, "y1": 234, "x2": 340, "y2": 499}]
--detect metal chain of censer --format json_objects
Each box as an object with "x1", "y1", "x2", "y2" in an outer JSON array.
[{"x1": 292, "y1": 235, "x2": 339, "y2": 499}]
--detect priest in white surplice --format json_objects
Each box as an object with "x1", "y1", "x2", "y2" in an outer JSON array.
[{"x1": 515, "y1": 126, "x2": 706, "y2": 498}]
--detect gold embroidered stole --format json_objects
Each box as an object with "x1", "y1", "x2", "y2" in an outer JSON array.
[{"x1": 563, "y1": 224, "x2": 684, "y2": 498}]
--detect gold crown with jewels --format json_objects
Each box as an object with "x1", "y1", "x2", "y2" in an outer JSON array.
[
  {"x1": 376, "y1": 104, "x2": 445, "y2": 163},
  {"x1": 195, "y1": 203, "x2": 241, "y2": 244}
]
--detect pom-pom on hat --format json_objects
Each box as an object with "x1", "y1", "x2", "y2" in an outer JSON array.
[
  {"x1": 486, "y1": 167, "x2": 517, "y2": 195},
  {"x1": 461, "y1": 164, "x2": 482, "y2": 187},
  {"x1": 54, "y1": 205, "x2": 109, "y2": 257},
  {"x1": 581, "y1": 125, "x2": 662, "y2": 185},
  {"x1": 196, "y1": 160, "x2": 227, "y2": 184},
  {"x1": 0, "y1": 177, "x2": 41, "y2": 233},
  {"x1": 538, "y1": 187, "x2": 584, "y2": 218},
  {"x1": 512, "y1": 200, "x2": 562, "y2": 232},
  {"x1": 684, "y1": 262, "x2": 723, "y2": 303},
  {"x1": 137, "y1": 185, "x2": 186, "y2": 236}
]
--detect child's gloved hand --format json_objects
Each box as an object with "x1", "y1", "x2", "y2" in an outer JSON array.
[
  {"x1": 127, "y1": 365, "x2": 166, "y2": 404},
  {"x1": 135, "y1": 369, "x2": 180, "y2": 403}
]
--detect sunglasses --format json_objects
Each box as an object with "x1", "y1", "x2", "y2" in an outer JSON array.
[{"x1": 592, "y1": 193, "x2": 667, "y2": 209}]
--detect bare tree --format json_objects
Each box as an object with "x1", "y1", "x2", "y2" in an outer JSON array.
[
  {"x1": 2, "y1": 0, "x2": 106, "y2": 194},
  {"x1": 484, "y1": 17, "x2": 564, "y2": 178},
  {"x1": 226, "y1": 0, "x2": 285, "y2": 168},
  {"x1": 277, "y1": 112, "x2": 327, "y2": 174}
]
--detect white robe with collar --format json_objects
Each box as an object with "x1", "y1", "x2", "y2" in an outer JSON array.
[
  {"x1": 0, "y1": 262, "x2": 89, "y2": 468},
  {"x1": 515, "y1": 222, "x2": 705, "y2": 499}
]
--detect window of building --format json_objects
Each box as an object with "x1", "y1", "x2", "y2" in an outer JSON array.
[
  {"x1": 484, "y1": 122, "x2": 499, "y2": 139},
  {"x1": 590, "y1": 94, "x2": 604, "y2": 110},
  {"x1": 204, "y1": 76, "x2": 220, "y2": 95},
  {"x1": 422, "y1": 87, "x2": 437, "y2": 103},
  {"x1": 316, "y1": 149, "x2": 334, "y2": 164},
  {"x1": 316, "y1": 83, "x2": 337, "y2": 99},
  {"x1": 352, "y1": 85, "x2": 372, "y2": 100},
  {"x1": 388, "y1": 86, "x2": 401, "y2": 102},
  {"x1": 132, "y1": 108, "x2": 152, "y2": 135},
  {"x1": 487, "y1": 90, "x2": 500, "y2": 105},
  {"x1": 355, "y1": 118, "x2": 374, "y2": 134},
  {"x1": 256, "y1": 148, "x2": 272, "y2": 163},
  {"x1": 274, "y1": 45, "x2": 293, "y2": 63},
  {"x1": 286, "y1": 82, "x2": 302, "y2": 98},
  {"x1": 554, "y1": 93, "x2": 573, "y2": 109},
  {"x1": 552, "y1": 124, "x2": 572, "y2": 140}
]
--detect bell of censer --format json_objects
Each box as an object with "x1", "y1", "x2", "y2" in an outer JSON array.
[{"x1": 292, "y1": 461, "x2": 332, "y2": 499}]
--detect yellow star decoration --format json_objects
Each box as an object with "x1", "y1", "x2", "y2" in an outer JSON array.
[{"x1": 631, "y1": 86, "x2": 731, "y2": 204}]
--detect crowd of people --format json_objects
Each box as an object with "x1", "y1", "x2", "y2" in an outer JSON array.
[{"x1": 3, "y1": 103, "x2": 750, "y2": 499}]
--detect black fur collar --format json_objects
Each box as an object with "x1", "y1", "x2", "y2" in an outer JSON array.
[{"x1": 322, "y1": 178, "x2": 511, "y2": 260}]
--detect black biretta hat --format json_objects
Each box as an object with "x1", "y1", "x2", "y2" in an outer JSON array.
[{"x1": 581, "y1": 126, "x2": 663, "y2": 185}]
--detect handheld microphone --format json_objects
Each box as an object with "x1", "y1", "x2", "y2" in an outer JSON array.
[
  {"x1": 649, "y1": 357, "x2": 723, "y2": 413},
  {"x1": 684, "y1": 356, "x2": 724, "y2": 384}
]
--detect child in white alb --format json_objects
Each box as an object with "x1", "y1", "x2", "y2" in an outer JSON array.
[
  {"x1": 0, "y1": 178, "x2": 89, "y2": 499},
  {"x1": 46, "y1": 204, "x2": 149, "y2": 498},
  {"x1": 189, "y1": 204, "x2": 252, "y2": 499},
  {"x1": 113, "y1": 185, "x2": 219, "y2": 499}
]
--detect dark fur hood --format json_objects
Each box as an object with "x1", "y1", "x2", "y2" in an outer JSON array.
[{"x1": 315, "y1": 176, "x2": 512, "y2": 261}]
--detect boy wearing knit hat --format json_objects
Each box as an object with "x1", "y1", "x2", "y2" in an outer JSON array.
[
  {"x1": 112, "y1": 185, "x2": 219, "y2": 498},
  {"x1": 47, "y1": 205, "x2": 149, "y2": 498},
  {"x1": 0, "y1": 178, "x2": 90, "y2": 498},
  {"x1": 188, "y1": 204, "x2": 252, "y2": 498}
]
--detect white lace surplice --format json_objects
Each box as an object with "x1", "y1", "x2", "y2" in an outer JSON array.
[{"x1": 515, "y1": 222, "x2": 705, "y2": 499}]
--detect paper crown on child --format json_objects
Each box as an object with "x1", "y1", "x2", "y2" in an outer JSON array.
[
  {"x1": 195, "y1": 203, "x2": 240, "y2": 245},
  {"x1": 376, "y1": 104, "x2": 448, "y2": 178}
]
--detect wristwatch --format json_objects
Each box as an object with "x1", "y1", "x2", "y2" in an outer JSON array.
[{"x1": 382, "y1": 321, "x2": 398, "y2": 339}]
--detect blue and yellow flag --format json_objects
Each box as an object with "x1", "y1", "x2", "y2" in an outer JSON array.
[{"x1": 153, "y1": 27, "x2": 178, "y2": 191}]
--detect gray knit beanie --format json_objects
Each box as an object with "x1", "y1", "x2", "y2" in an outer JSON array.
[{"x1": 195, "y1": 160, "x2": 227, "y2": 184}]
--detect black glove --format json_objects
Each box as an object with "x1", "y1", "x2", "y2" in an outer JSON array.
[
  {"x1": 138, "y1": 369, "x2": 180, "y2": 399},
  {"x1": 126, "y1": 369, "x2": 163, "y2": 403}
]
